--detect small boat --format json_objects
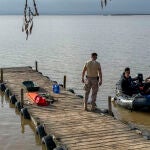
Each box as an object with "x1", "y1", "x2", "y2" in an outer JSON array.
[
  {"x1": 22, "y1": 80, "x2": 39, "y2": 92},
  {"x1": 114, "y1": 81, "x2": 150, "y2": 111},
  {"x1": 26, "y1": 92, "x2": 50, "y2": 106}
]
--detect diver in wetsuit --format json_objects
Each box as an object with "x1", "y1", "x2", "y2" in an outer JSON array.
[
  {"x1": 120, "y1": 67, "x2": 139, "y2": 96},
  {"x1": 142, "y1": 76, "x2": 150, "y2": 94}
]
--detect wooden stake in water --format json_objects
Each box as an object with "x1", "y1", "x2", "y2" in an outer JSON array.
[
  {"x1": 21, "y1": 88, "x2": 24, "y2": 106},
  {"x1": 1, "y1": 68, "x2": 3, "y2": 83},
  {"x1": 63, "y1": 75, "x2": 66, "y2": 89},
  {"x1": 108, "y1": 96, "x2": 112, "y2": 115},
  {"x1": 35, "y1": 61, "x2": 38, "y2": 72}
]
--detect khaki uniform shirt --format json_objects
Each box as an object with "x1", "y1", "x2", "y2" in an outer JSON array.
[{"x1": 85, "y1": 60, "x2": 100, "y2": 77}]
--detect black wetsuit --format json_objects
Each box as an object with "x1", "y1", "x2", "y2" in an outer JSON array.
[
  {"x1": 143, "y1": 82, "x2": 150, "y2": 94},
  {"x1": 120, "y1": 73, "x2": 139, "y2": 96}
]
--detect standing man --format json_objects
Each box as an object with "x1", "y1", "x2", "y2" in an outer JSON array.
[{"x1": 82, "y1": 53, "x2": 102, "y2": 111}]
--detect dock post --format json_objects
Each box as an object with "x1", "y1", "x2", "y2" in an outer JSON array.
[
  {"x1": 108, "y1": 96, "x2": 113, "y2": 116},
  {"x1": 21, "y1": 88, "x2": 24, "y2": 106},
  {"x1": 35, "y1": 61, "x2": 38, "y2": 72},
  {"x1": 63, "y1": 75, "x2": 66, "y2": 89},
  {"x1": 1, "y1": 68, "x2": 3, "y2": 83}
]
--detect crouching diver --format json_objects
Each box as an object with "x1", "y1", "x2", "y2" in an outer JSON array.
[
  {"x1": 140, "y1": 76, "x2": 150, "y2": 94},
  {"x1": 120, "y1": 67, "x2": 139, "y2": 96}
]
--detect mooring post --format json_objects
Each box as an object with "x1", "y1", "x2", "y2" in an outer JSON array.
[
  {"x1": 108, "y1": 96, "x2": 112, "y2": 115},
  {"x1": 21, "y1": 88, "x2": 24, "y2": 106},
  {"x1": 1, "y1": 68, "x2": 3, "y2": 83},
  {"x1": 35, "y1": 61, "x2": 38, "y2": 72},
  {"x1": 63, "y1": 75, "x2": 66, "y2": 89}
]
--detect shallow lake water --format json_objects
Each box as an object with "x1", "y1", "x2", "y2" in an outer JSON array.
[{"x1": 0, "y1": 93, "x2": 46, "y2": 150}]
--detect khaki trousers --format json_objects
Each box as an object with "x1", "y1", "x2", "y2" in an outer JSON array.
[{"x1": 84, "y1": 77, "x2": 99, "y2": 104}]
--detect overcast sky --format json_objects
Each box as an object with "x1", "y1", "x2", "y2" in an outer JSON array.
[{"x1": 0, "y1": 0, "x2": 150, "y2": 15}]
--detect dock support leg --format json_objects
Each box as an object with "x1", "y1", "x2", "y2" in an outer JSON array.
[
  {"x1": 21, "y1": 88, "x2": 24, "y2": 106},
  {"x1": 1, "y1": 68, "x2": 3, "y2": 83},
  {"x1": 108, "y1": 96, "x2": 113, "y2": 116},
  {"x1": 63, "y1": 75, "x2": 66, "y2": 89},
  {"x1": 35, "y1": 61, "x2": 38, "y2": 72}
]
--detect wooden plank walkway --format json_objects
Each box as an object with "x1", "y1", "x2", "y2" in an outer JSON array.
[{"x1": 2, "y1": 66, "x2": 150, "y2": 150}]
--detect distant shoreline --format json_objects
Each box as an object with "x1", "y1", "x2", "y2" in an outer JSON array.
[
  {"x1": 0, "y1": 13, "x2": 150, "y2": 16},
  {"x1": 110, "y1": 14, "x2": 150, "y2": 16}
]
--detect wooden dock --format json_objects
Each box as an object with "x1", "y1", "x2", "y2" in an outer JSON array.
[{"x1": 1, "y1": 66, "x2": 150, "y2": 150}]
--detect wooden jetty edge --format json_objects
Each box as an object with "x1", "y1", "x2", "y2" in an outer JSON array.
[{"x1": 1, "y1": 66, "x2": 150, "y2": 150}]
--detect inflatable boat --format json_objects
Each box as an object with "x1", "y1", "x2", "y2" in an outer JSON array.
[
  {"x1": 114, "y1": 79, "x2": 150, "y2": 110},
  {"x1": 114, "y1": 93, "x2": 150, "y2": 110}
]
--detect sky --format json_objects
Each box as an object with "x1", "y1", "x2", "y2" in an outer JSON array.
[{"x1": 0, "y1": 0, "x2": 150, "y2": 15}]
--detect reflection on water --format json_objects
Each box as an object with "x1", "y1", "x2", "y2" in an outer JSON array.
[
  {"x1": 0, "y1": 93, "x2": 46, "y2": 150},
  {"x1": 112, "y1": 101, "x2": 150, "y2": 131}
]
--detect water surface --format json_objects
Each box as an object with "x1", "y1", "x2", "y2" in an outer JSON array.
[
  {"x1": 0, "y1": 93, "x2": 44, "y2": 150},
  {"x1": 0, "y1": 15, "x2": 150, "y2": 149}
]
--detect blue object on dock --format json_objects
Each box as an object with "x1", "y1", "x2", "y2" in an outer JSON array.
[{"x1": 52, "y1": 84, "x2": 60, "y2": 94}]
